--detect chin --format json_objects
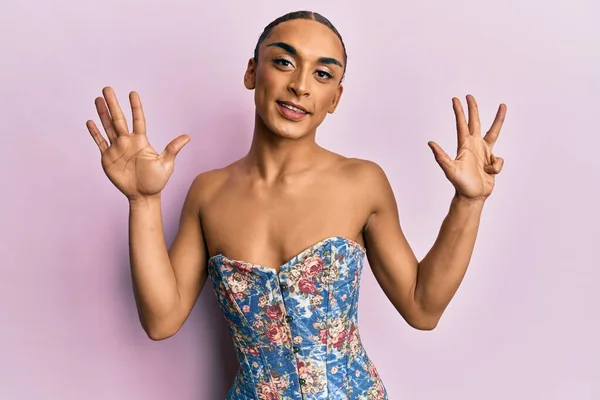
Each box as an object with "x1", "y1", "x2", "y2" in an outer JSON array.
[
  {"x1": 259, "y1": 109, "x2": 314, "y2": 139},
  {"x1": 271, "y1": 124, "x2": 310, "y2": 139}
]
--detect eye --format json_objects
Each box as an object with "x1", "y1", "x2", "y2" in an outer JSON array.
[
  {"x1": 315, "y1": 70, "x2": 333, "y2": 80},
  {"x1": 272, "y1": 58, "x2": 294, "y2": 68}
]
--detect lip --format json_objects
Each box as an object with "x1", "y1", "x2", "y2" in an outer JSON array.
[{"x1": 276, "y1": 100, "x2": 310, "y2": 114}]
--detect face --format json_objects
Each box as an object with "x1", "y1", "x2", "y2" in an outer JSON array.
[{"x1": 244, "y1": 19, "x2": 345, "y2": 139}]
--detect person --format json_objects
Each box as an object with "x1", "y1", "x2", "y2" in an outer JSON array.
[{"x1": 86, "y1": 10, "x2": 506, "y2": 400}]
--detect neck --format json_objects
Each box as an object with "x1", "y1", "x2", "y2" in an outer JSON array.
[{"x1": 243, "y1": 111, "x2": 323, "y2": 182}]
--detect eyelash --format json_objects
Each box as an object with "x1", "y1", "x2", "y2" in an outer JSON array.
[{"x1": 272, "y1": 58, "x2": 334, "y2": 80}]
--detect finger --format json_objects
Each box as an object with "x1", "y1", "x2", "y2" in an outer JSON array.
[
  {"x1": 452, "y1": 97, "x2": 469, "y2": 149},
  {"x1": 428, "y1": 141, "x2": 454, "y2": 174},
  {"x1": 129, "y1": 91, "x2": 146, "y2": 135},
  {"x1": 483, "y1": 155, "x2": 504, "y2": 174},
  {"x1": 102, "y1": 86, "x2": 129, "y2": 136},
  {"x1": 161, "y1": 134, "x2": 191, "y2": 163},
  {"x1": 466, "y1": 94, "x2": 481, "y2": 135},
  {"x1": 95, "y1": 97, "x2": 117, "y2": 143},
  {"x1": 86, "y1": 120, "x2": 109, "y2": 153},
  {"x1": 483, "y1": 103, "x2": 507, "y2": 148}
]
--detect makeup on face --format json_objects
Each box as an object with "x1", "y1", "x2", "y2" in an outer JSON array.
[
  {"x1": 276, "y1": 100, "x2": 309, "y2": 121},
  {"x1": 266, "y1": 41, "x2": 344, "y2": 70}
]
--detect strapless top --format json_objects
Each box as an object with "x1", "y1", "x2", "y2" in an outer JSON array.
[{"x1": 207, "y1": 236, "x2": 388, "y2": 399}]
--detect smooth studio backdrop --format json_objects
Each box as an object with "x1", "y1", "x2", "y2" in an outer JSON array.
[{"x1": 1, "y1": 0, "x2": 599, "y2": 399}]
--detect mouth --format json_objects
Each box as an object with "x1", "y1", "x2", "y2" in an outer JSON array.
[{"x1": 276, "y1": 100, "x2": 310, "y2": 122}]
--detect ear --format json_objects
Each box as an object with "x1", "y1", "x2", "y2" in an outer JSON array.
[
  {"x1": 244, "y1": 58, "x2": 256, "y2": 90},
  {"x1": 327, "y1": 84, "x2": 344, "y2": 114}
]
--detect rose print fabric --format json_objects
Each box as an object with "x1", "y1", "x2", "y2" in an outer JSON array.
[{"x1": 207, "y1": 236, "x2": 389, "y2": 399}]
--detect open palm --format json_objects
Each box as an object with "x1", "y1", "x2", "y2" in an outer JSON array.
[
  {"x1": 428, "y1": 95, "x2": 506, "y2": 201},
  {"x1": 86, "y1": 87, "x2": 190, "y2": 201}
]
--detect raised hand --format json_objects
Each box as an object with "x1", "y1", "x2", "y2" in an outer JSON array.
[
  {"x1": 86, "y1": 87, "x2": 190, "y2": 202},
  {"x1": 427, "y1": 94, "x2": 506, "y2": 201}
]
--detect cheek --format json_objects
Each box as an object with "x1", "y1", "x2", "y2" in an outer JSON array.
[
  {"x1": 256, "y1": 67, "x2": 282, "y2": 95},
  {"x1": 254, "y1": 69, "x2": 282, "y2": 112},
  {"x1": 315, "y1": 91, "x2": 337, "y2": 114}
]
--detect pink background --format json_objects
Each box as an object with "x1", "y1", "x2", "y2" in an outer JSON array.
[{"x1": 1, "y1": 0, "x2": 599, "y2": 399}]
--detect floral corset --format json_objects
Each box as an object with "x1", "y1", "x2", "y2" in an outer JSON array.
[{"x1": 207, "y1": 236, "x2": 388, "y2": 400}]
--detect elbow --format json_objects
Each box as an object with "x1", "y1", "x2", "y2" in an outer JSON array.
[
  {"x1": 142, "y1": 317, "x2": 181, "y2": 341},
  {"x1": 145, "y1": 324, "x2": 179, "y2": 341},
  {"x1": 405, "y1": 308, "x2": 441, "y2": 331},
  {"x1": 407, "y1": 317, "x2": 439, "y2": 331},
  {"x1": 146, "y1": 330, "x2": 172, "y2": 341},
  {"x1": 406, "y1": 292, "x2": 444, "y2": 330},
  {"x1": 138, "y1": 301, "x2": 184, "y2": 341}
]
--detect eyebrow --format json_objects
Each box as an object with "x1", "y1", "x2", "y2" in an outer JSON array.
[{"x1": 265, "y1": 41, "x2": 343, "y2": 68}]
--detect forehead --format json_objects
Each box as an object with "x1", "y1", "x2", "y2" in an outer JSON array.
[{"x1": 262, "y1": 19, "x2": 344, "y2": 62}]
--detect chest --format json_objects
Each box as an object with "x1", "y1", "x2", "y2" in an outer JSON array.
[{"x1": 201, "y1": 176, "x2": 370, "y2": 270}]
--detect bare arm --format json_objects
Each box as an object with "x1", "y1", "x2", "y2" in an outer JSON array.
[
  {"x1": 414, "y1": 194, "x2": 484, "y2": 324},
  {"x1": 362, "y1": 95, "x2": 505, "y2": 330},
  {"x1": 362, "y1": 163, "x2": 484, "y2": 330},
  {"x1": 86, "y1": 87, "x2": 207, "y2": 340},
  {"x1": 129, "y1": 174, "x2": 208, "y2": 340}
]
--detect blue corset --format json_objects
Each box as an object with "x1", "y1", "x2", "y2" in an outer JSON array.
[{"x1": 207, "y1": 236, "x2": 388, "y2": 399}]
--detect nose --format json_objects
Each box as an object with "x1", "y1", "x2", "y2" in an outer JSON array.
[{"x1": 287, "y1": 68, "x2": 310, "y2": 97}]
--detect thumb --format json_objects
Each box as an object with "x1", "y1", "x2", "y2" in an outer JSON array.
[
  {"x1": 161, "y1": 134, "x2": 191, "y2": 162},
  {"x1": 428, "y1": 141, "x2": 454, "y2": 173}
]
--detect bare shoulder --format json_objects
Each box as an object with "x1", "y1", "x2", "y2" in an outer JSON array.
[
  {"x1": 337, "y1": 157, "x2": 391, "y2": 192},
  {"x1": 185, "y1": 161, "x2": 239, "y2": 212},
  {"x1": 335, "y1": 156, "x2": 396, "y2": 219}
]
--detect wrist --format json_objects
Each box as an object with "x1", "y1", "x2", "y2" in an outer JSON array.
[
  {"x1": 128, "y1": 194, "x2": 161, "y2": 209},
  {"x1": 452, "y1": 191, "x2": 486, "y2": 208}
]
